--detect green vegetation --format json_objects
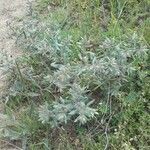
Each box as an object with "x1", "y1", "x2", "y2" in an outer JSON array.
[{"x1": 0, "y1": 0, "x2": 150, "y2": 149}]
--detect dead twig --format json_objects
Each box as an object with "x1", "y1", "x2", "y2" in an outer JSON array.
[{"x1": 0, "y1": 139, "x2": 23, "y2": 150}]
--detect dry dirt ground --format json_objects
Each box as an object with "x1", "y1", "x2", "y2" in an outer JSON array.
[{"x1": 0, "y1": 0, "x2": 27, "y2": 149}]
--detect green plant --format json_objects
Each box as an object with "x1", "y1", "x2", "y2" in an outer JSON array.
[{"x1": 0, "y1": 0, "x2": 149, "y2": 149}]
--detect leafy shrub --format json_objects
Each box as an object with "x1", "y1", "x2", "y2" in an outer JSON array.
[{"x1": 0, "y1": 0, "x2": 149, "y2": 149}]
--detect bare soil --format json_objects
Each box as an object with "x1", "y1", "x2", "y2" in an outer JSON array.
[{"x1": 0, "y1": 0, "x2": 27, "y2": 149}]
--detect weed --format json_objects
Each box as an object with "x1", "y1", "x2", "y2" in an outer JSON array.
[{"x1": 0, "y1": 0, "x2": 150, "y2": 149}]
